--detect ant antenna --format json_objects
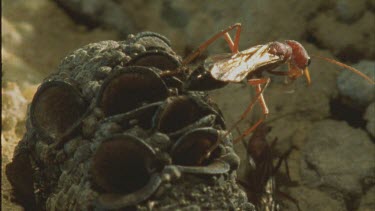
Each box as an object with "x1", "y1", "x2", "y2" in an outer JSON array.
[{"x1": 311, "y1": 55, "x2": 375, "y2": 85}]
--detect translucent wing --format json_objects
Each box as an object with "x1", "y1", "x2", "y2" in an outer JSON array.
[{"x1": 207, "y1": 43, "x2": 284, "y2": 82}]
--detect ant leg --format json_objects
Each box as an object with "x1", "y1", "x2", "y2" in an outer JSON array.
[
  {"x1": 274, "y1": 146, "x2": 297, "y2": 176},
  {"x1": 270, "y1": 137, "x2": 278, "y2": 149},
  {"x1": 233, "y1": 24, "x2": 241, "y2": 52},
  {"x1": 284, "y1": 158, "x2": 291, "y2": 181},
  {"x1": 233, "y1": 117, "x2": 264, "y2": 144},
  {"x1": 267, "y1": 69, "x2": 290, "y2": 76},
  {"x1": 182, "y1": 23, "x2": 242, "y2": 65},
  {"x1": 235, "y1": 127, "x2": 248, "y2": 149},
  {"x1": 223, "y1": 33, "x2": 236, "y2": 53},
  {"x1": 230, "y1": 78, "x2": 271, "y2": 143},
  {"x1": 223, "y1": 23, "x2": 241, "y2": 53},
  {"x1": 276, "y1": 191, "x2": 302, "y2": 211}
]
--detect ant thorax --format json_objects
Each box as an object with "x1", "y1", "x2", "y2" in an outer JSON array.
[{"x1": 267, "y1": 41, "x2": 292, "y2": 63}]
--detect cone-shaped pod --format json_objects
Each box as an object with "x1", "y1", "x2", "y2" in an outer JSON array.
[
  {"x1": 6, "y1": 151, "x2": 37, "y2": 209},
  {"x1": 170, "y1": 127, "x2": 222, "y2": 166},
  {"x1": 92, "y1": 134, "x2": 158, "y2": 194},
  {"x1": 173, "y1": 160, "x2": 230, "y2": 175},
  {"x1": 167, "y1": 114, "x2": 217, "y2": 139},
  {"x1": 133, "y1": 31, "x2": 171, "y2": 51},
  {"x1": 127, "y1": 50, "x2": 183, "y2": 90},
  {"x1": 154, "y1": 95, "x2": 225, "y2": 134},
  {"x1": 100, "y1": 101, "x2": 163, "y2": 130},
  {"x1": 30, "y1": 80, "x2": 88, "y2": 141},
  {"x1": 97, "y1": 173, "x2": 162, "y2": 210},
  {"x1": 128, "y1": 50, "x2": 181, "y2": 71},
  {"x1": 97, "y1": 66, "x2": 169, "y2": 117}
]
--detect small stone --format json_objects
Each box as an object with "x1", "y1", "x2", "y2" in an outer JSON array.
[
  {"x1": 337, "y1": 60, "x2": 375, "y2": 106},
  {"x1": 82, "y1": 80, "x2": 101, "y2": 101},
  {"x1": 180, "y1": 199, "x2": 187, "y2": 205},
  {"x1": 63, "y1": 137, "x2": 82, "y2": 157},
  {"x1": 95, "y1": 122, "x2": 122, "y2": 138},
  {"x1": 60, "y1": 159, "x2": 75, "y2": 172},
  {"x1": 93, "y1": 108, "x2": 105, "y2": 119},
  {"x1": 82, "y1": 115, "x2": 98, "y2": 138},
  {"x1": 161, "y1": 173, "x2": 171, "y2": 182},
  {"x1": 364, "y1": 102, "x2": 375, "y2": 137},
  {"x1": 301, "y1": 120, "x2": 375, "y2": 196},
  {"x1": 129, "y1": 119, "x2": 138, "y2": 126},
  {"x1": 73, "y1": 143, "x2": 92, "y2": 163},
  {"x1": 358, "y1": 186, "x2": 375, "y2": 211},
  {"x1": 56, "y1": 151, "x2": 67, "y2": 163},
  {"x1": 335, "y1": 0, "x2": 366, "y2": 22},
  {"x1": 163, "y1": 165, "x2": 181, "y2": 180},
  {"x1": 283, "y1": 186, "x2": 346, "y2": 211},
  {"x1": 95, "y1": 66, "x2": 112, "y2": 79},
  {"x1": 147, "y1": 201, "x2": 157, "y2": 210}
]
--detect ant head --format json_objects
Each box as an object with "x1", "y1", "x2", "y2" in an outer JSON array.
[
  {"x1": 285, "y1": 40, "x2": 311, "y2": 85},
  {"x1": 285, "y1": 40, "x2": 311, "y2": 69}
]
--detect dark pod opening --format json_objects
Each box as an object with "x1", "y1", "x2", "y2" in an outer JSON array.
[
  {"x1": 156, "y1": 96, "x2": 217, "y2": 133},
  {"x1": 128, "y1": 50, "x2": 181, "y2": 71},
  {"x1": 98, "y1": 66, "x2": 168, "y2": 117},
  {"x1": 171, "y1": 128, "x2": 221, "y2": 166},
  {"x1": 30, "y1": 81, "x2": 87, "y2": 140},
  {"x1": 92, "y1": 135, "x2": 156, "y2": 194}
]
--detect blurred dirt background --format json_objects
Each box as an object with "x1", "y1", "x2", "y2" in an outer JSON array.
[{"x1": 2, "y1": 0, "x2": 374, "y2": 210}]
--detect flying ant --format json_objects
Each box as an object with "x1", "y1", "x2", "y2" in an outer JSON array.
[
  {"x1": 173, "y1": 23, "x2": 375, "y2": 143},
  {"x1": 236, "y1": 122, "x2": 300, "y2": 211}
]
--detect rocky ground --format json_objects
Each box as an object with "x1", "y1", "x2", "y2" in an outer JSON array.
[{"x1": 2, "y1": 0, "x2": 374, "y2": 210}]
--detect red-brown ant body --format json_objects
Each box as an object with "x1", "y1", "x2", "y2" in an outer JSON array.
[
  {"x1": 237, "y1": 123, "x2": 300, "y2": 211},
  {"x1": 181, "y1": 23, "x2": 374, "y2": 142}
]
